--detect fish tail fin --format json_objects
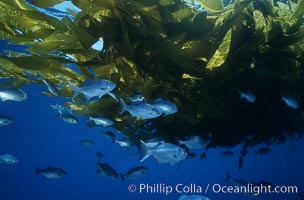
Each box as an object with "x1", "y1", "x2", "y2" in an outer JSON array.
[
  {"x1": 68, "y1": 81, "x2": 79, "y2": 101},
  {"x1": 139, "y1": 140, "x2": 152, "y2": 162},
  {"x1": 118, "y1": 98, "x2": 127, "y2": 114},
  {"x1": 120, "y1": 173, "x2": 126, "y2": 182},
  {"x1": 238, "y1": 90, "x2": 245, "y2": 99},
  {"x1": 225, "y1": 172, "x2": 231, "y2": 182},
  {"x1": 35, "y1": 166, "x2": 41, "y2": 174}
]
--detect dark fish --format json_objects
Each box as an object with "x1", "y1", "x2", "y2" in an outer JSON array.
[
  {"x1": 102, "y1": 131, "x2": 116, "y2": 143},
  {"x1": 200, "y1": 152, "x2": 207, "y2": 160},
  {"x1": 221, "y1": 151, "x2": 234, "y2": 156},
  {"x1": 225, "y1": 173, "x2": 247, "y2": 186},
  {"x1": 255, "y1": 147, "x2": 271, "y2": 155},
  {"x1": 96, "y1": 152, "x2": 104, "y2": 159},
  {"x1": 96, "y1": 162, "x2": 119, "y2": 180},
  {"x1": 0, "y1": 116, "x2": 13, "y2": 127},
  {"x1": 120, "y1": 166, "x2": 148, "y2": 182},
  {"x1": 80, "y1": 139, "x2": 95, "y2": 146},
  {"x1": 35, "y1": 166, "x2": 66, "y2": 179}
]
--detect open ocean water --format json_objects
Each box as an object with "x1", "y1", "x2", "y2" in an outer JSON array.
[{"x1": 0, "y1": 1, "x2": 304, "y2": 200}]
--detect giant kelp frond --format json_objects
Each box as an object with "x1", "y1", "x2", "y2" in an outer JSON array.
[{"x1": 1, "y1": 0, "x2": 304, "y2": 148}]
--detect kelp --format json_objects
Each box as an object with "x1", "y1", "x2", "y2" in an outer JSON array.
[{"x1": 0, "y1": 0, "x2": 304, "y2": 148}]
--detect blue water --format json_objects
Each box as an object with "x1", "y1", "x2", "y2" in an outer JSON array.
[
  {"x1": 0, "y1": 83, "x2": 303, "y2": 200},
  {"x1": 0, "y1": 1, "x2": 304, "y2": 199}
]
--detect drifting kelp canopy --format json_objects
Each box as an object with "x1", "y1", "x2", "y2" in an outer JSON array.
[{"x1": 0, "y1": 0, "x2": 304, "y2": 148}]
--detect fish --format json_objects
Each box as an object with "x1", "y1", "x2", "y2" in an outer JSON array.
[
  {"x1": 200, "y1": 152, "x2": 207, "y2": 160},
  {"x1": 96, "y1": 162, "x2": 119, "y2": 180},
  {"x1": 80, "y1": 139, "x2": 95, "y2": 146},
  {"x1": 35, "y1": 166, "x2": 66, "y2": 179},
  {"x1": 115, "y1": 137, "x2": 133, "y2": 150},
  {"x1": 37, "y1": 75, "x2": 59, "y2": 96},
  {"x1": 150, "y1": 98, "x2": 178, "y2": 115},
  {"x1": 0, "y1": 87, "x2": 27, "y2": 102},
  {"x1": 119, "y1": 98, "x2": 162, "y2": 119},
  {"x1": 225, "y1": 173, "x2": 248, "y2": 187},
  {"x1": 50, "y1": 104, "x2": 71, "y2": 115},
  {"x1": 255, "y1": 147, "x2": 271, "y2": 155},
  {"x1": 59, "y1": 114, "x2": 78, "y2": 124},
  {"x1": 221, "y1": 151, "x2": 234, "y2": 156},
  {"x1": 68, "y1": 79, "x2": 116, "y2": 102},
  {"x1": 225, "y1": 173, "x2": 263, "y2": 197},
  {"x1": 128, "y1": 94, "x2": 145, "y2": 103},
  {"x1": 140, "y1": 140, "x2": 187, "y2": 166},
  {"x1": 88, "y1": 116, "x2": 114, "y2": 127},
  {"x1": 96, "y1": 152, "x2": 104, "y2": 159},
  {"x1": 281, "y1": 96, "x2": 299, "y2": 109},
  {"x1": 120, "y1": 166, "x2": 148, "y2": 182},
  {"x1": 178, "y1": 194, "x2": 211, "y2": 200},
  {"x1": 101, "y1": 131, "x2": 116, "y2": 143},
  {"x1": 177, "y1": 136, "x2": 209, "y2": 150},
  {"x1": 0, "y1": 116, "x2": 13, "y2": 127},
  {"x1": 238, "y1": 90, "x2": 256, "y2": 103},
  {"x1": 0, "y1": 154, "x2": 18, "y2": 164}
]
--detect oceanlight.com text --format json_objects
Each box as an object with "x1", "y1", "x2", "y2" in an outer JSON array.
[{"x1": 212, "y1": 183, "x2": 298, "y2": 196}]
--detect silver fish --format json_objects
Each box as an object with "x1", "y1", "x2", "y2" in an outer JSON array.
[
  {"x1": 96, "y1": 162, "x2": 119, "y2": 180},
  {"x1": 35, "y1": 166, "x2": 66, "y2": 179},
  {"x1": 281, "y1": 96, "x2": 299, "y2": 109},
  {"x1": 238, "y1": 90, "x2": 256, "y2": 103},
  {"x1": 88, "y1": 116, "x2": 114, "y2": 127},
  {"x1": 0, "y1": 116, "x2": 13, "y2": 127},
  {"x1": 50, "y1": 104, "x2": 71, "y2": 115},
  {"x1": 178, "y1": 136, "x2": 209, "y2": 150},
  {"x1": 68, "y1": 79, "x2": 116, "y2": 101},
  {"x1": 150, "y1": 98, "x2": 178, "y2": 115},
  {"x1": 178, "y1": 194, "x2": 211, "y2": 200},
  {"x1": 0, "y1": 154, "x2": 18, "y2": 164},
  {"x1": 120, "y1": 166, "x2": 147, "y2": 182},
  {"x1": 115, "y1": 137, "x2": 133, "y2": 150},
  {"x1": 38, "y1": 75, "x2": 59, "y2": 96},
  {"x1": 0, "y1": 87, "x2": 27, "y2": 102},
  {"x1": 60, "y1": 114, "x2": 78, "y2": 124},
  {"x1": 119, "y1": 98, "x2": 161, "y2": 119},
  {"x1": 140, "y1": 140, "x2": 187, "y2": 166},
  {"x1": 128, "y1": 94, "x2": 145, "y2": 103}
]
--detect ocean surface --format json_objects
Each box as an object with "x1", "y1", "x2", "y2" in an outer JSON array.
[{"x1": 0, "y1": 1, "x2": 304, "y2": 200}]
